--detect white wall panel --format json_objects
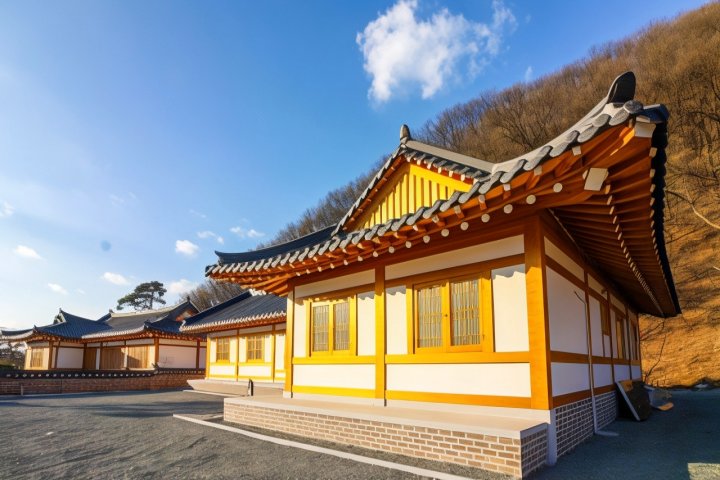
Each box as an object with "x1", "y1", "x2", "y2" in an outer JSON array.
[
  {"x1": 492, "y1": 265, "x2": 529, "y2": 352},
  {"x1": 385, "y1": 286, "x2": 407, "y2": 355},
  {"x1": 198, "y1": 348, "x2": 206, "y2": 368},
  {"x1": 293, "y1": 364, "x2": 375, "y2": 390},
  {"x1": 295, "y1": 270, "x2": 374, "y2": 298},
  {"x1": 275, "y1": 334, "x2": 285, "y2": 371},
  {"x1": 209, "y1": 364, "x2": 234, "y2": 376},
  {"x1": 158, "y1": 345, "x2": 197, "y2": 368},
  {"x1": 385, "y1": 235, "x2": 524, "y2": 280},
  {"x1": 293, "y1": 298, "x2": 307, "y2": 358},
  {"x1": 357, "y1": 291, "x2": 376, "y2": 356},
  {"x1": 56, "y1": 347, "x2": 83, "y2": 369},
  {"x1": 614, "y1": 364, "x2": 631, "y2": 381},
  {"x1": 386, "y1": 363, "x2": 531, "y2": 397},
  {"x1": 631, "y1": 365, "x2": 642, "y2": 380},
  {"x1": 238, "y1": 365, "x2": 272, "y2": 378},
  {"x1": 589, "y1": 297, "x2": 603, "y2": 356},
  {"x1": 547, "y1": 267, "x2": 587, "y2": 354},
  {"x1": 551, "y1": 362, "x2": 590, "y2": 396},
  {"x1": 593, "y1": 363, "x2": 613, "y2": 387},
  {"x1": 544, "y1": 238, "x2": 584, "y2": 280}
]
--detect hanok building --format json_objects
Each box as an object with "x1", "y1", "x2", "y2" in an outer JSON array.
[
  {"x1": 1, "y1": 300, "x2": 206, "y2": 371},
  {"x1": 207, "y1": 72, "x2": 678, "y2": 477},
  {"x1": 180, "y1": 291, "x2": 287, "y2": 390}
]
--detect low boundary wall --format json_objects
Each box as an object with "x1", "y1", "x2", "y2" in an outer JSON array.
[{"x1": 0, "y1": 368, "x2": 204, "y2": 395}]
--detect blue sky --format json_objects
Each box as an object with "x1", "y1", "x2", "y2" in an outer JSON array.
[{"x1": 0, "y1": 0, "x2": 708, "y2": 329}]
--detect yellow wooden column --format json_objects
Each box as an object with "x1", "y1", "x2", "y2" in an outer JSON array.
[
  {"x1": 374, "y1": 266, "x2": 386, "y2": 402},
  {"x1": 284, "y1": 289, "x2": 295, "y2": 394},
  {"x1": 525, "y1": 218, "x2": 553, "y2": 410}
]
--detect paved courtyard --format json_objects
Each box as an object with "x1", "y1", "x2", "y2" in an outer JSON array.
[{"x1": 0, "y1": 389, "x2": 718, "y2": 479}]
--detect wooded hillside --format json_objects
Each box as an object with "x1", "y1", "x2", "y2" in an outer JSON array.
[{"x1": 258, "y1": 3, "x2": 720, "y2": 386}]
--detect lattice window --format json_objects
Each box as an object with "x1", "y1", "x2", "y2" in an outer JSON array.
[
  {"x1": 216, "y1": 337, "x2": 230, "y2": 362},
  {"x1": 126, "y1": 345, "x2": 149, "y2": 369},
  {"x1": 417, "y1": 284, "x2": 443, "y2": 348},
  {"x1": 29, "y1": 348, "x2": 44, "y2": 368},
  {"x1": 312, "y1": 305, "x2": 330, "y2": 352},
  {"x1": 333, "y1": 301, "x2": 350, "y2": 351},
  {"x1": 247, "y1": 335, "x2": 264, "y2": 361},
  {"x1": 450, "y1": 278, "x2": 480, "y2": 346}
]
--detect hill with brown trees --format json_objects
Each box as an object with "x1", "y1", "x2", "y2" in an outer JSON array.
[{"x1": 243, "y1": 3, "x2": 720, "y2": 386}]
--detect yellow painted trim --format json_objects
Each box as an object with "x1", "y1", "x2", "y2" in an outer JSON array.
[
  {"x1": 526, "y1": 218, "x2": 552, "y2": 409},
  {"x1": 385, "y1": 390, "x2": 532, "y2": 408},
  {"x1": 291, "y1": 385, "x2": 376, "y2": 398},
  {"x1": 374, "y1": 266, "x2": 386, "y2": 401},
  {"x1": 293, "y1": 355, "x2": 375, "y2": 365},
  {"x1": 285, "y1": 290, "x2": 294, "y2": 393},
  {"x1": 385, "y1": 351, "x2": 530, "y2": 364}
]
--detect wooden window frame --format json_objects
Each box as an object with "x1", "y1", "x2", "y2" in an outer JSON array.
[
  {"x1": 246, "y1": 334, "x2": 265, "y2": 363},
  {"x1": 614, "y1": 313, "x2": 626, "y2": 360},
  {"x1": 307, "y1": 295, "x2": 357, "y2": 357},
  {"x1": 411, "y1": 270, "x2": 493, "y2": 354},
  {"x1": 215, "y1": 337, "x2": 231, "y2": 363}
]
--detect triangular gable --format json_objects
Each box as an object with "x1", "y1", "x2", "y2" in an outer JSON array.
[{"x1": 343, "y1": 161, "x2": 473, "y2": 232}]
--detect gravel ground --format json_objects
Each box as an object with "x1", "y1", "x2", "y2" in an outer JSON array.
[{"x1": 1, "y1": 389, "x2": 718, "y2": 479}]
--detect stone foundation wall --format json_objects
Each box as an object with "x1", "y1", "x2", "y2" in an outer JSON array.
[
  {"x1": 554, "y1": 397, "x2": 594, "y2": 457},
  {"x1": 0, "y1": 370, "x2": 204, "y2": 395},
  {"x1": 595, "y1": 390, "x2": 618, "y2": 429},
  {"x1": 225, "y1": 401, "x2": 548, "y2": 478}
]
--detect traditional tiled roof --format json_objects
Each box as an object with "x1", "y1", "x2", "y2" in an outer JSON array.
[
  {"x1": 181, "y1": 291, "x2": 286, "y2": 333},
  {"x1": 207, "y1": 72, "x2": 679, "y2": 317},
  {"x1": 0, "y1": 301, "x2": 201, "y2": 342},
  {"x1": 82, "y1": 300, "x2": 199, "y2": 339}
]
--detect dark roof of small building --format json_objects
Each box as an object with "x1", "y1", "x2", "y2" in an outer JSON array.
[{"x1": 181, "y1": 291, "x2": 286, "y2": 332}]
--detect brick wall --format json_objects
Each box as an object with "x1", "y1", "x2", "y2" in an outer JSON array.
[
  {"x1": 0, "y1": 372, "x2": 203, "y2": 395},
  {"x1": 554, "y1": 397, "x2": 594, "y2": 457},
  {"x1": 225, "y1": 402, "x2": 548, "y2": 478},
  {"x1": 595, "y1": 390, "x2": 618, "y2": 429}
]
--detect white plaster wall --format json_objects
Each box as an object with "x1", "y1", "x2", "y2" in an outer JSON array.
[
  {"x1": 593, "y1": 363, "x2": 613, "y2": 387},
  {"x1": 294, "y1": 298, "x2": 307, "y2": 358},
  {"x1": 547, "y1": 267, "x2": 588, "y2": 354},
  {"x1": 551, "y1": 362, "x2": 590, "y2": 396},
  {"x1": 275, "y1": 334, "x2": 285, "y2": 371},
  {"x1": 385, "y1": 235, "x2": 524, "y2": 280},
  {"x1": 631, "y1": 365, "x2": 642, "y2": 380},
  {"x1": 544, "y1": 238, "x2": 584, "y2": 280},
  {"x1": 264, "y1": 335, "x2": 273, "y2": 363},
  {"x1": 126, "y1": 339, "x2": 153, "y2": 346},
  {"x1": 86, "y1": 342, "x2": 100, "y2": 348},
  {"x1": 106, "y1": 341, "x2": 124, "y2": 347},
  {"x1": 209, "y1": 338, "x2": 217, "y2": 360},
  {"x1": 209, "y1": 364, "x2": 234, "y2": 376},
  {"x1": 492, "y1": 265, "x2": 529, "y2": 352},
  {"x1": 614, "y1": 364, "x2": 631, "y2": 381},
  {"x1": 588, "y1": 275, "x2": 604, "y2": 295},
  {"x1": 160, "y1": 339, "x2": 197, "y2": 346},
  {"x1": 293, "y1": 364, "x2": 375, "y2": 390},
  {"x1": 237, "y1": 325, "x2": 273, "y2": 335},
  {"x1": 357, "y1": 291, "x2": 375, "y2": 356},
  {"x1": 56, "y1": 347, "x2": 83, "y2": 369},
  {"x1": 158, "y1": 345, "x2": 197, "y2": 368},
  {"x1": 589, "y1": 296, "x2": 603, "y2": 356},
  {"x1": 385, "y1": 286, "x2": 407, "y2": 355},
  {"x1": 386, "y1": 363, "x2": 531, "y2": 397},
  {"x1": 238, "y1": 337, "x2": 247, "y2": 363},
  {"x1": 198, "y1": 348, "x2": 206, "y2": 368},
  {"x1": 295, "y1": 270, "x2": 374, "y2": 298},
  {"x1": 230, "y1": 338, "x2": 238, "y2": 363},
  {"x1": 611, "y1": 294, "x2": 625, "y2": 312},
  {"x1": 238, "y1": 365, "x2": 272, "y2": 378}
]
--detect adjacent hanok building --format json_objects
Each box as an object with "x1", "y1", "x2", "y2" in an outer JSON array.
[
  {"x1": 180, "y1": 290, "x2": 287, "y2": 386},
  {"x1": 206, "y1": 73, "x2": 679, "y2": 477},
  {"x1": 1, "y1": 300, "x2": 206, "y2": 371}
]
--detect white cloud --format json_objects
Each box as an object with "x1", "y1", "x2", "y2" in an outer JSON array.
[
  {"x1": 230, "y1": 226, "x2": 265, "y2": 239},
  {"x1": 189, "y1": 209, "x2": 207, "y2": 219},
  {"x1": 175, "y1": 239, "x2": 199, "y2": 257},
  {"x1": 13, "y1": 245, "x2": 42, "y2": 260},
  {"x1": 0, "y1": 201, "x2": 13, "y2": 218},
  {"x1": 524, "y1": 66, "x2": 533, "y2": 82},
  {"x1": 357, "y1": 0, "x2": 517, "y2": 102},
  {"x1": 76, "y1": 289, "x2": 86, "y2": 295},
  {"x1": 168, "y1": 279, "x2": 198, "y2": 296},
  {"x1": 47, "y1": 283, "x2": 68, "y2": 295},
  {"x1": 197, "y1": 230, "x2": 225, "y2": 244},
  {"x1": 101, "y1": 272, "x2": 129, "y2": 286}
]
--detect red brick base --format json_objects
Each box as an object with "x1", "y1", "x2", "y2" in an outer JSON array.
[{"x1": 0, "y1": 372, "x2": 203, "y2": 395}]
